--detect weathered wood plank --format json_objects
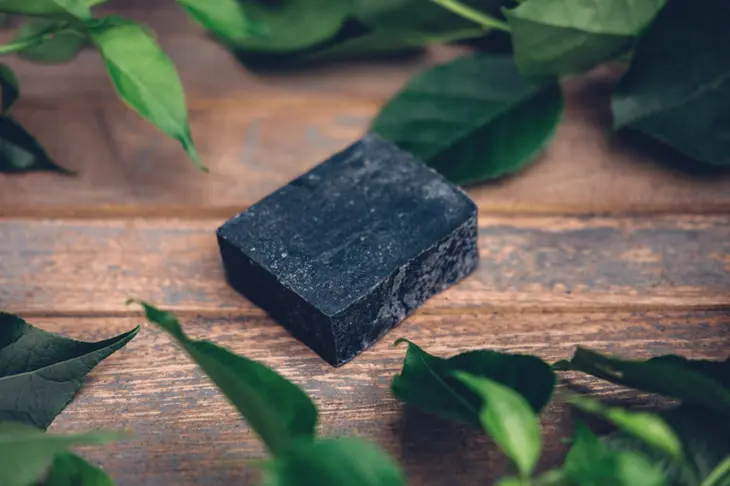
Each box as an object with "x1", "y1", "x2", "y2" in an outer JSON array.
[
  {"x1": 37, "y1": 310, "x2": 729, "y2": 485},
  {"x1": 1, "y1": 36, "x2": 729, "y2": 216},
  {"x1": 1, "y1": 216, "x2": 728, "y2": 315}
]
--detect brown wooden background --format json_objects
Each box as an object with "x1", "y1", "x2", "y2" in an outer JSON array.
[{"x1": 0, "y1": 2, "x2": 729, "y2": 484}]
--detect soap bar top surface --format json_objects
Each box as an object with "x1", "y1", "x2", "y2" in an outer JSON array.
[{"x1": 217, "y1": 134, "x2": 476, "y2": 316}]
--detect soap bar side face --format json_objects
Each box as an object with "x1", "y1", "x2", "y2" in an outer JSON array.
[
  {"x1": 217, "y1": 233, "x2": 337, "y2": 362},
  {"x1": 330, "y1": 209, "x2": 479, "y2": 365}
]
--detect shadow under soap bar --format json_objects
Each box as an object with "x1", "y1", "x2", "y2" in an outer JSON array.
[{"x1": 217, "y1": 134, "x2": 479, "y2": 366}]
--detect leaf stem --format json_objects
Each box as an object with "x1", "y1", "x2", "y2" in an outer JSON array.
[
  {"x1": 700, "y1": 455, "x2": 730, "y2": 486},
  {"x1": 430, "y1": 0, "x2": 511, "y2": 32},
  {"x1": 0, "y1": 35, "x2": 50, "y2": 55}
]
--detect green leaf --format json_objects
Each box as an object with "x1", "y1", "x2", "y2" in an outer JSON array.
[
  {"x1": 86, "y1": 17, "x2": 204, "y2": 170},
  {"x1": 229, "y1": 0, "x2": 350, "y2": 53},
  {"x1": 16, "y1": 19, "x2": 87, "y2": 64},
  {"x1": 555, "y1": 348, "x2": 730, "y2": 415},
  {"x1": 266, "y1": 438, "x2": 404, "y2": 486},
  {"x1": 391, "y1": 340, "x2": 555, "y2": 428},
  {"x1": 0, "y1": 422, "x2": 119, "y2": 486},
  {"x1": 611, "y1": 0, "x2": 730, "y2": 165},
  {"x1": 0, "y1": 64, "x2": 18, "y2": 113},
  {"x1": 603, "y1": 405, "x2": 730, "y2": 486},
  {"x1": 0, "y1": 117, "x2": 74, "y2": 173},
  {"x1": 504, "y1": 0, "x2": 665, "y2": 77},
  {"x1": 568, "y1": 394, "x2": 682, "y2": 461},
  {"x1": 0, "y1": 0, "x2": 90, "y2": 19},
  {"x1": 565, "y1": 422, "x2": 666, "y2": 486},
  {"x1": 132, "y1": 301, "x2": 318, "y2": 457},
  {"x1": 0, "y1": 312, "x2": 139, "y2": 428},
  {"x1": 371, "y1": 54, "x2": 563, "y2": 184},
  {"x1": 454, "y1": 372, "x2": 542, "y2": 478},
  {"x1": 42, "y1": 452, "x2": 115, "y2": 486},
  {"x1": 177, "y1": 0, "x2": 256, "y2": 43}
]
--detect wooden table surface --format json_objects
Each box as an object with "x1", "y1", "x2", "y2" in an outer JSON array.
[{"x1": 1, "y1": 3, "x2": 729, "y2": 485}]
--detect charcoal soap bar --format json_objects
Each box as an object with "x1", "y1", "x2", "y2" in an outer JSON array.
[{"x1": 217, "y1": 134, "x2": 478, "y2": 366}]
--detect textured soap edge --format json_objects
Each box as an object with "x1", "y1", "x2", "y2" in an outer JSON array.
[{"x1": 329, "y1": 207, "x2": 480, "y2": 366}]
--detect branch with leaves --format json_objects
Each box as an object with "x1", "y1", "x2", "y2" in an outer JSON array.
[
  {"x1": 2, "y1": 304, "x2": 728, "y2": 485},
  {"x1": 0, "y1": 0, "x2": 209, "y2": 173}
]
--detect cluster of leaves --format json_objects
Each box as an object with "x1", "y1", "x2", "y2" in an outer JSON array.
[
  {"x1": 0, "y1": 305, "x2": 403, "y2": 486},
  {"x1": 368, "y1": 0, "x2": 730, "y2": 184},
  {"x1": 0, "y1": 0, "x2": 203, "y2": 173},
  {"x1": 3, "y1": 304, "x2": 729, "y2": 485},
  {"x1": 392, "y1": 341, "x2": 730, "y2": 486}
]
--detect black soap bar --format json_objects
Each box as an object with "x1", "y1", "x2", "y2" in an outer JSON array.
[{"x1": 217, "y1": 134, "x2": 479, "y2": 366}]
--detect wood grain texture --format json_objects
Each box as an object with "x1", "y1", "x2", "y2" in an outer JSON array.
[
  {"x1": 1, "y1": 24, "x2": 729, "y2": 215},
  {"x1": 32, "y1": 310, "x2": 730, "y2": 485},
  {"x1": 1, "y1": 215, "x2": 729, "y2": 315}
]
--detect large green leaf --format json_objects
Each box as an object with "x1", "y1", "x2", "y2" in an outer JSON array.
[
  {"x1": 371, "y1": 54, "x2": 563, "y2": 184},
  {"x1": 0, "y1": 117, "x2": 73, "y2": 173},
  {"x1": 133, "y1": 301, "x2": 318, "y2": 457},
  {"x1": 612, "y1": 0, "x2": 730, "y2": 165},
  {"x1": 455, "y1": 372, "x2": 542, "y2": 477},
  {"x1": 565, "y1": 422, "x2": 666, "y2": 486},
  {"x1": 0, "y1": 0, "x2": 90, "y2": 18},
  {"x1": 229, "y1": 0, "x2": 350, "y2": 53},
  {"x1": 265, "y1": 438, "x2": 404, "y2": 486},
  {"x1": 0, "y1": 64, "x2": 18, "y2": 113},
  {"x1": 86, "y1": 17, "x2": 204, "y2": 170},
  {"x1": 0, "y1": 422, "x2": 118, "y2": 486},
  {"x1": 504, "y1": 0, "x2": 665, "y2": 77},
  {"x1": 603, "y1": 406, "x2": 730, "y2": 486},
  {"x1": 42, "y1": 452, "x2": 115, "y2": 486},
  {"x1": 0, "y1": 312, "x2": 139, "y2": 428},
  {"x1": 568, "y1": 395, "x2": 682, "y2": 461},
  {"x1": 555, "y1": 348, "x2": 730, "y2": 415},
  {"x1": 177, "y1": 0, "x2": 255, "y2": 43},
  {"x1": 15, "y1": 19, "x2": 87, "y2": 64},
  {"x1": 391, "y1": 340, "x2": 555, "y2": 428}
]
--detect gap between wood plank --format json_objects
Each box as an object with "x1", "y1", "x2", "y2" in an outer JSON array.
[{"x1": 4, "y1": 205, "x2": 730, "y2": 219}]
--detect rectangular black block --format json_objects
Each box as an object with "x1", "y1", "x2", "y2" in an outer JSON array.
[{"x1": 217, "y1": 134, "x2": 479, "y2": 366}]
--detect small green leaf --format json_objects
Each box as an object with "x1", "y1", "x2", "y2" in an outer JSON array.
[
  {"x1": 0, "y1": 422, "x2": 119, "y2": 486},
  {"x1": 565, "y1": 422, "x2": 666, "y2": 486},
  {"x1": 603, "y1": 405, "x2": 730, "y2": 486},
  {"x1": 42, "y1": 452, "x2": 115, "y2": 486},
  {"x1": 132, "y1": 301, "x2": 318, "y2": 457},
  {"x1": 0, "y1": 312, "x2": 139, "y2": 428},
  {"x1": 86, "y1": 17, "x2": 204, "y2": 170},
  {"x1": 455, "y1": 372, "x2": 541, "y2": 477},
  {"x1": 612, "y1": 0, "x2": 730, "y2": 165},
  {"x1": 391, "y1": 340, "x2": 555, "y2": 428},
  {"x1": 229, "y1": 0, "x2": 350, "y2": 53},
  {"x1": 177, "y1": 0, "x2": 256, "y2": 43},
  {"x1": 504, "y1": 0, "x2": 665, "y2": 77},
  {"x1": 0, "y1": 0, "x2": 90, "y2": 19},
  {"x1": 0, "y1": 116, "x2": 74, "y2": 173},
  {"x1": 266, "y1": 438, "x2": 404, "y2": 486},
  {"x1": 568, "y1": 394, "x2": 682, "y2": 461},
  {"x1": 371, "y1": 54, "x2": 563, "y2": 184},
  {"x1": 555, "y1": 348, "x2": 730, "y2": 415},
  {"x1": 0, "y1": 64, "x2": 18, "y2": 113},
  {"x1": 16, "y1": 19, "x2": 87, "y2": 64}
]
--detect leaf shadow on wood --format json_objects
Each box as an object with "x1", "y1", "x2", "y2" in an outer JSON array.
[
  {"x1": 393, "y1": 404, "x2": 501, "y2": 484},
  {"x1": 608, "y1": 130, "x2": 730, "y2": 178}
]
